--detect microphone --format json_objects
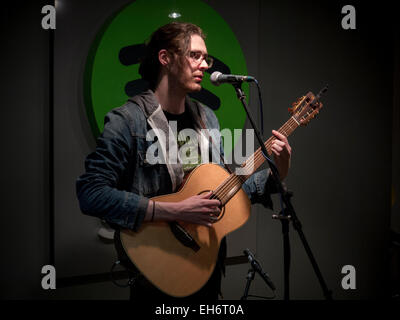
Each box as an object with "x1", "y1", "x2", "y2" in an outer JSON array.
[
  {"x1": 210, "y1": 71, "x2": 255, "y2": 86},
  {"x1": 244, "y1": 249, "x2": 276, "y2": 291}
]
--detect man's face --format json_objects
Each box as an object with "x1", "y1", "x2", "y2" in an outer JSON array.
[{"x1": 169, "y1": 34, "x2": 210, "y2": 93}]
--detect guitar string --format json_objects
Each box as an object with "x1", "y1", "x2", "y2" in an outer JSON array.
[
  {"x1": 210, "y1": 118, "x2": 299, "y2": 204},
  {"x1": 211, "y1": 119, "x2": 294, "y2": 204},
  {"x1": 215, "y1": 106, "x2": 314, "y2": 203},
  {"x1": 221, "y1": 117, "x2": 299, "y2": 203},
  {"x1": 211, "y1": 118, "x2": 297, "y2": 204},
  {"x1": 243, "y1": 117, "x2": 297, "y2": 173},
  {"x1": 246, "y1": 117, "x2": 298, "y2": 171}
]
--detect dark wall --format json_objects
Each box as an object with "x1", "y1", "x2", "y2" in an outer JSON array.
[
  {"x1": 254, "y1": 0, "x2": 393, "y2": 299},
  {"x1": 0, "y1": 0, "x2": 396, "y2": 300},
  {"x1": 1, "y1": 1, "x2": 50, "y2": 299}
]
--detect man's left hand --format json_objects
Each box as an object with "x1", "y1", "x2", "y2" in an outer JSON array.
[{"x1": 270, "y1": 130, "x2": 292, "y2": 180}]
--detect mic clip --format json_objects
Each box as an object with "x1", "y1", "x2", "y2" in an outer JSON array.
[
  {"x1": 272, "y1": 214, "x2": 292, "y2": 221},
  {"x1": 244, "y1": 248, "x2": 276, "y2": 292}
]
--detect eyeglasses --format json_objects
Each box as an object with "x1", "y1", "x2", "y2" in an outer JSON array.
[{"x1": 187, "y1": 51, "x2": 213, "y2": 68}]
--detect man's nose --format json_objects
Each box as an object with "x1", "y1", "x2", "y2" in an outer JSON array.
[{"x1": 199, "y1": 58, "x2": 209, "y2": 70}]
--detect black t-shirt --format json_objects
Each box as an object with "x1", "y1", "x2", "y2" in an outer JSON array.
[
  {"x1": 163, "y1": 109, "x2": 202, "y2": 175},
  {"x1": 163, "y1": 109, "x2": 194, "y2": 133}
]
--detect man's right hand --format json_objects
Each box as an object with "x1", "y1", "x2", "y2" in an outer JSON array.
[{"x1": 146, "y1": 191, "x2": 221, "y2": 227}]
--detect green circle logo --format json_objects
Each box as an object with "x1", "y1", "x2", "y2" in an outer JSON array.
[{"x1": 84, "y1": 0, "x2": 249, "y2": 155}]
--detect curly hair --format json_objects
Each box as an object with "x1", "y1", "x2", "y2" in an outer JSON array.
[{"x1": 138, "y1": 22, "x2": 206, "y2": 89}]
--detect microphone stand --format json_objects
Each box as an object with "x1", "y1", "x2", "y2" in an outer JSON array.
[
  {"x1": 241, "y1": 248, "x2": 276, "y2": 300},
  {"x1": 232, "y1": 83, "x2": 332, "y2": 300},
  {"x1": 241, "y1": 268, "x2": 256, "y2": 300}
]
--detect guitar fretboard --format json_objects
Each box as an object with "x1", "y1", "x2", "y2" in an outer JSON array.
[{"x1": 211, "y1": 116, "x2": 300, "y2": 205}]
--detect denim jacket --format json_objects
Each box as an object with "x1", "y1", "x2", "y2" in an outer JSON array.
[{"x1": 76, "y1": 90, "x2": 275, "y2": 231}]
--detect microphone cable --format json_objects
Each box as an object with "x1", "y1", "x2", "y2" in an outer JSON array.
[{"x1": 254, "y1": 79, "x2": 264, "y2": 136}]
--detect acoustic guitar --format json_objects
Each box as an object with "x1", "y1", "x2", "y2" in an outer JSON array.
[{"x1": 120, "y1": 91, "x2": 324, "y2": 297}]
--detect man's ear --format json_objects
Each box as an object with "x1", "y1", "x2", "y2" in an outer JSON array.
[{"x1": 158, "y1": 49, "x2": 170, "y2": 67}]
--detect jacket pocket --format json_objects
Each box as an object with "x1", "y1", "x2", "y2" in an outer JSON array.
[{"x1": 137, "y1": 151, "x2": 161, "y2": 197}]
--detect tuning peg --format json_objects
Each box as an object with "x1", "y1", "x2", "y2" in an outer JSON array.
[{"x1": 292, "y1": 96, "x2": 304, "y2": 107}]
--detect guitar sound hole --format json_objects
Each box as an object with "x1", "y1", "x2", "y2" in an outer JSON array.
[{"x1": 197, "y1": 190, "x2": 225, "y2": 222}]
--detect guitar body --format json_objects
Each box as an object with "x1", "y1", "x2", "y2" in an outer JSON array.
[{"x1": 120, "y1": 163, "x2": 251, "y2": 297}]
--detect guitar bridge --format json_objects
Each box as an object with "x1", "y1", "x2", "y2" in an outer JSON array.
[{"x1": 169, "y1": 222, "x2": 200, "y2": 252}]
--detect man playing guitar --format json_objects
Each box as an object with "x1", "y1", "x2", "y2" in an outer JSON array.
[{"x1": 77, "y1": 22, "x2": 292, "y2": 301}]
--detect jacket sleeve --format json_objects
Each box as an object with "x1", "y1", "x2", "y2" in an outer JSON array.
[
  {"x1": 241, "y1": 168, "x2": 277, "y2": 209},
  {"x1": 76, "y1": 109, "x2": 149, "y2": 231}
]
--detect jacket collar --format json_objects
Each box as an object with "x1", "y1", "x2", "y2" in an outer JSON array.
[
  {"x1": 129, "y1": 89, "x2": 206, "y2": 126},
  {"x1": 128, "y1": 89, "x2": 208, "y2": 191}
]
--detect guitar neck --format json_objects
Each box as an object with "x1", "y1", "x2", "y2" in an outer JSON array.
[
  {"x1": 212, "y1": 116, "x2": 300, "y2": 205},
  {"x1": 240, "y1": 116, "x2": 300, "y2": 178}
]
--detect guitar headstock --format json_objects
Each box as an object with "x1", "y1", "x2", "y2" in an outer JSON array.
[{"x1": 288, "y1": 91, "x2": 323, "y2": 126}]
